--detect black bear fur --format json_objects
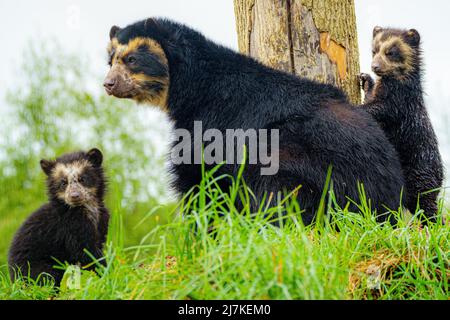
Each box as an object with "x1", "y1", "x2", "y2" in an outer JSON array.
[
  {"x1": 111, "y1": 19, "x2": 406, "y2": 225},
  {"x1": 360, "y1": 27, "x2": 443, "y2": 223},
  {"x1": 8, "y1": 149, "x2": 110, "y2": 286}
]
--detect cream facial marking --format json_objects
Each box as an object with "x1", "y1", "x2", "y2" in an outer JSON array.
[
  {"x1": 108, "y1": 37, "x2": 168, "y2": 67},
  {"x1": 105, "y1": 37, "x2": 169, "y2": 110},
  {"x1": 372, "y1": 32, "x2": 414, "y2": 80},
  {"x1": 51, "y1": 161, "x2": 99, "y2": 220},
  {"x1": 52, "y1": 161, "x2": 89, "y2": 181}
]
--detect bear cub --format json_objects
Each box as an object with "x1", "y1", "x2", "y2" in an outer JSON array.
[
  {"x1": 360, "y1": 27, "x2": 444, "y2": 223},
  {"x1": 8, "y1": 148, "x2": 110, "y2": 286}
]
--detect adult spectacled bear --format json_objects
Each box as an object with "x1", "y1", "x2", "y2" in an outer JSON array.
[{"x1": 104, "y1": 18, "x2": 405, "y2": 225}]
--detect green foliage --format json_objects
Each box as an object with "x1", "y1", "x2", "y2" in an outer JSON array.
[
  {"x1": 0, "y1": 41, "x2": 173, "y2": 269},
  {"x1": 1, "y1": 164, "x2": 448, "y2": 300},
  {"x1": 0, "y1": 42, "x2": 448, "y2": 300}
]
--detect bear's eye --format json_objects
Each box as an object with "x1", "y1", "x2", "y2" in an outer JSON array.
[
  {"x1": 59, "y1": 178, "x2": 67, "y2": 188},
  {"x1": 79, "y1": 174, "x2": 89, "y2": 184},
  {"x1": 385, "y1": 46, "x2": 399, "y2": 58},
  {"x1": 126, "y1": 56, "x2": 137, "y2": 65}
]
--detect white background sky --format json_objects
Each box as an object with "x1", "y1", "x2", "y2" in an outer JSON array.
[{"x1": 1, "y1": 0, "x2": 450, "y2": 175}]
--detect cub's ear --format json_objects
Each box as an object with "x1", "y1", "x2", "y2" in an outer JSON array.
[
  {"x1": 87, "y1": 148, "x2": 103, "y2": 167},
  {"x1": 40, "y1": 159, "x2": 55, "y2": 176},
  {"x1": 405, "y1": 28, "x2": 420, "y2": 46},
  {"x1": 373, "y1": 26, "x2": 383, "y2": 38},
  {"x1": 109, "y1": 25, "x2": 121, "y2": 40}
]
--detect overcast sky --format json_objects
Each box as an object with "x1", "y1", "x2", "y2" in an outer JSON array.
[
  {"x1": 1, "y1": 0, "x2": 449, "y2": 172},
  {"x1": 1, "y1": 1, "x2": 449, "y2": 94}
]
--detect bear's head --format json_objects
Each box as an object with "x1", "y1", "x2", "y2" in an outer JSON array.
[{"x1": 104, "y1": 19, "x2": 170, "y2": 110}]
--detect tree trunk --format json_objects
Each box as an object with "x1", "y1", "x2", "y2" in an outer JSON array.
[{"x1": 234, "y1": 0, "x2": 361, "y2": 104}]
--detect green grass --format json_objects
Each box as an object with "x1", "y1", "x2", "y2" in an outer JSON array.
[
  {"x1": 0, "y1": 166, "x2": 448, "y2": 300},
  {"x1": 0, "y1": 41, "x2": 448, "y2": 300}
]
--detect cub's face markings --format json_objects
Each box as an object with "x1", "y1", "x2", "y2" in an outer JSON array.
[
  {"x1": 40, "y1": 156, "x2": 100, "y2": 209},
  {"x1": 50, "y1": 161, "x2": 98, "y2": 207},
  {"x1": 105, "y1": 34, "x2": 169, "y2": 110},
  {"x1": 371, "y1": 27, "x2": 417, "y2": 80}
]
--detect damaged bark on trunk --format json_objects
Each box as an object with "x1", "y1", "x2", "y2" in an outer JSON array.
[{"x1": 234, "y1": 0, "x2": 361, "y2": 104}]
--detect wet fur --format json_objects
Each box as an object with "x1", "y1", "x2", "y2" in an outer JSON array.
[{"x1": 361, "y1": 27, "x2": 444, "y2": 223}]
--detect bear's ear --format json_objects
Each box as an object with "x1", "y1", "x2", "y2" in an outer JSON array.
[
  {"x1": 373, "y1": 26, "x2": 383, "y2": 38},
  {"x1": 40, "y1": 159, "x2": 55, "y2": 176},
  {"x1": 109, "y1": 25, "x2": 121, "y2": 40},
  {"x1": 405, "y1": 29, "x2": 420, "y2": 46},
  {"x1": 86, "y1": 148, "x2": 103, "y2": 168}
]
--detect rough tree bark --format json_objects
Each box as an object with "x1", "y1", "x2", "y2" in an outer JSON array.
[{"x1": 234, "y1": 0, "x2": 361, "y2": 104}]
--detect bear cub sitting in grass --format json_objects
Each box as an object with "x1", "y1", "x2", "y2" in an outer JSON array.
[{"x1": 8, "y1": 148, "x2": 110, "y2": 286}]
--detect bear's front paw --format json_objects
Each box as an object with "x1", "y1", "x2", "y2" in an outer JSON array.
[{"x1": 359, "y1": 73, "x2": 374, "y2": 93}]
